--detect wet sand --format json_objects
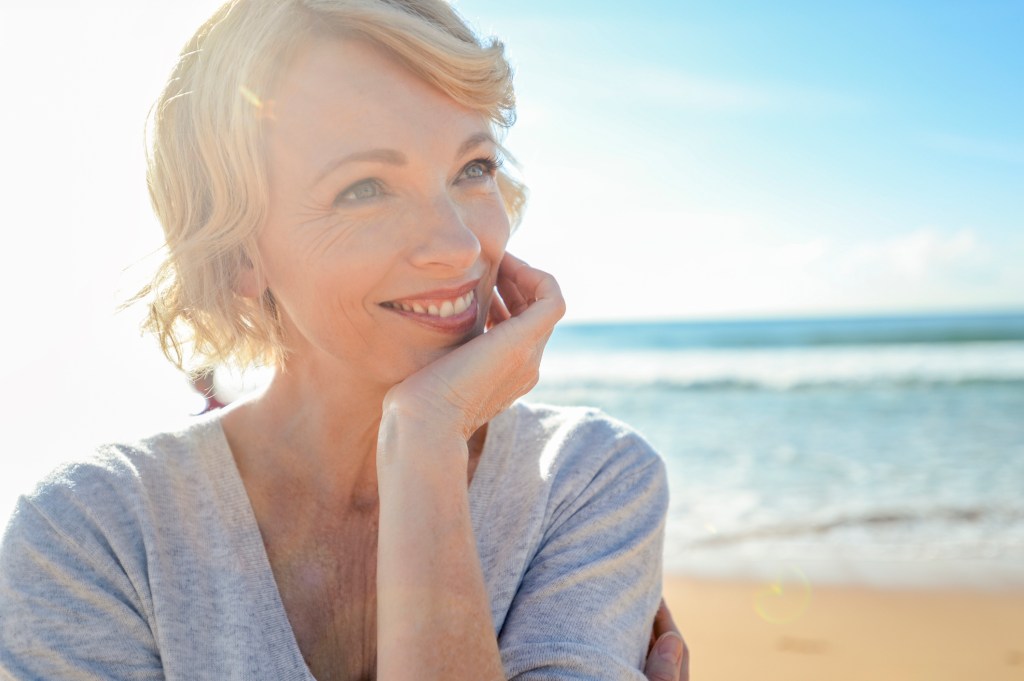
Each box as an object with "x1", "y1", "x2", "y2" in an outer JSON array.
[{"x1": 663, "y1": 574, "x2": 1024, "y2": 681}]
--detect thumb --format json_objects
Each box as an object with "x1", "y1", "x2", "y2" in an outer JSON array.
[{"x1": 644, "y1": 632, "x2": 685, "y2": 681}]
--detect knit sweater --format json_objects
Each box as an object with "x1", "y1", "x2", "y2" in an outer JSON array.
[{"x1": 0, "y1": 401, "x2": 667, "y2": 680}]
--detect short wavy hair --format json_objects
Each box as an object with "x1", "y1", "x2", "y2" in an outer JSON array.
[{"x1": 134, "y1": 0, "x2": 525, "y2": 372}]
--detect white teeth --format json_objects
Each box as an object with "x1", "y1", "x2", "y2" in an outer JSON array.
[{"x1": 392, "y1": 290, "x2": 475, "y2": 318}]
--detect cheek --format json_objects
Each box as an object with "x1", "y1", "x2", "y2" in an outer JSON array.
[
  {"x1": 467, "y1": 198, "x2": 512, "y2": 254},
  {"x1": 256, "y1": 231, "x2": 374, "y2": 330}
]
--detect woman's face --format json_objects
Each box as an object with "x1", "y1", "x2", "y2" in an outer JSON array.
[{"x1": 254, "y1": 38, "x2": 511, "y2": 386}]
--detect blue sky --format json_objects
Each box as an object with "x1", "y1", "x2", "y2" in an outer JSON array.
[{"x1": 452, "y1": 0, "x2": 1024, "y2": 319}]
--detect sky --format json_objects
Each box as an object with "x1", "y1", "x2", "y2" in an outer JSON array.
[
  {"x1": 452, "y1": 0, "x2": 1024, "y2": 321},
  {"x1": 0, "y1": 1, "x2": 1021, "y2": 497}
]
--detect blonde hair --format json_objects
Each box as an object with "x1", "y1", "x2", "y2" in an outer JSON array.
[{"x1": 135, "y1": 0, "x2": 525, "y2": 372}]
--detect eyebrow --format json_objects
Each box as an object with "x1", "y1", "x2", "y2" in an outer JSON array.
[{"x1": 311, "y1": 131, "x2": 497, "y2": 188}]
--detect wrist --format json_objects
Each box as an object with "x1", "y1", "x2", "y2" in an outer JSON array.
[{"x1": 376, "y1": 401, "x2": 469, "y2": 473}]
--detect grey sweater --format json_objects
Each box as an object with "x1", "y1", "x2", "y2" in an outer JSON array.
[{"x1": 0, "y1": 401, "x2": 667, "y2": 680}]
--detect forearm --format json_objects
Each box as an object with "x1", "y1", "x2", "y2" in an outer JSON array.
[{"x1": 375, "y1": 411, "x2": 505, "y2": 681}]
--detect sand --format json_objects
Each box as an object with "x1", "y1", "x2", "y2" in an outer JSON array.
[{"x1": 662, "y1": 575, "x2": 1024, "y2": 681}]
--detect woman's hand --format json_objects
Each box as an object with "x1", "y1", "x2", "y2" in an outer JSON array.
[
  {"x1": 644, "y1": 599, "x2": 690, "y2": 681},
  {"x1": 374, "y1": 255, "x2": 563, "y2": 680},
  {"x1": 381, "y1": 252, "x2": 565, "y2": 444}
]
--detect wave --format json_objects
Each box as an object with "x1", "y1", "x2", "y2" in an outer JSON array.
[
  {"x1": 549, "y1": 313, "x2": 1024, "y2": 351},
  {"x1": 538, "y1": 375, "x2": 1024, "y2": 393},
  {"x1": 536, "y1": 342, "x2": 1024, "y2": 392},
  {"x1": 686, "y1": 505, "x2": 1024, "y2": 549}
]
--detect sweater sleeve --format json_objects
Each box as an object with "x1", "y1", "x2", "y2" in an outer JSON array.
[
  {"x1": 497, "y1": 428, "x2": 669, "y2": 680},
  {"x1": 0, "y1": 481, "x2": 163, "y2": 680}
]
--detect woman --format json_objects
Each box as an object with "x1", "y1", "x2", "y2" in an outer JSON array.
[{"x1": 0, "y1": 1, "x2": 684, "y2": 679}]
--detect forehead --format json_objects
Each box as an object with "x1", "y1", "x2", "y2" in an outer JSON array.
[{"x1": 265, "y1": 38, "x2": 488, "y2": 172}]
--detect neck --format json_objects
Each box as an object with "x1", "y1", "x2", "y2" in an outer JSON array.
[
  {"x1": 221, "y1": 355, "x2": 489, "y2": 511},
  {"x1": 222, "y1": 358, "x2": 390, "y2": 508}
]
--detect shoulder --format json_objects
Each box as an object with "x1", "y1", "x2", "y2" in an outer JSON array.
[
  {"x1": 1, "y1": 415, "x2": 224, "y2": 564},
  {"x1": 505, "y1": 400, "x2": 666, "y2": 485},
  {"x1": 0, "y1": 423, "x2": 214, "y2": 678},
  {"x1": 493, "y1": 401, "x2": 669, "y2": 524},
  {"x1": 21, "y1": 414, "x2": 218, "y2": 502}
]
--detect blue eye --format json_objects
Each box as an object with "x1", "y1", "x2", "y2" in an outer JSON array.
[
  {"x1": 334, "y1": 179, "x2": 383, "y2": 205},
  {"x1": 460, "y1": 157, "x2": 503, "y2": 181}
]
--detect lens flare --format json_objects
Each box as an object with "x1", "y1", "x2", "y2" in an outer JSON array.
[
  {"x1": 238, "y1": 85, "x2": 276, "y2": 120},
  {"x1": 753, "y1": 566, "x2": 812, "y2": 624},
  {"x1": 238, "y1": 85, "x2": 261, "y2": 108}
]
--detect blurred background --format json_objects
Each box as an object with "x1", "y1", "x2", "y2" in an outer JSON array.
[
  {"x1": 1, "y1": 1, "x2": 1022, "y2": 677},
  {"x1": 460, "y1": 0, "x2": 1024, "y2": 591}
]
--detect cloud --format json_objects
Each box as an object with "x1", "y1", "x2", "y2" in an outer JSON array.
[
  {"x1": 528, "y1": 213, "x2": 1015, "y2": 319},
  {"x1": 840, "y1": 228, "x2": 982, "y2": 281}
]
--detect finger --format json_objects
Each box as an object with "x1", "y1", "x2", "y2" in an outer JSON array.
[
  {"x1": 497, "y1": 252, "x2": 553, "y2": 302},
  {"x1": 648, "y1": 598, "x2": 688, "y2": 681},
  {"x1": 496, "y1": 253, "x2": 565, "y2": 322},
  {"x1": 652, "y1": 598, "x2": 679, "y2": 639},
  {"x1": 644, "y1": 632, "x2": 685, "y2": 681},
  {"x1": 495, "y1": 259, "x2": 531, "y2": 317},
  {"x1": 486, "y1": 290, "x2": 511, "y2": 330}
]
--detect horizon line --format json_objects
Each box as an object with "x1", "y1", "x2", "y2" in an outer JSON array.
[{"x1": 557, "y1": 305, "x2": 1024, "y2": 327}]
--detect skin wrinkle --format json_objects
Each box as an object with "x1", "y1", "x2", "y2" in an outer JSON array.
[
  {"x1": 220, "y1": 36, "x2": 515, "y2": 680},
  {"x1": 300, "y1": 214, "x2": 376, "y2": 353},
  {"x1": 264, "y1": 495, "x2": 380, "y2": 681}
]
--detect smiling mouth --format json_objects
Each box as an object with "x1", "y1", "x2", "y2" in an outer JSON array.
[{"x1": 381, "y1": 290, "x2": 476, "y2": 318}]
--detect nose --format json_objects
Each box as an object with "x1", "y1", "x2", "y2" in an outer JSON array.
[{"x1": 408, "y1": 195, "x2": 481, "y2": 271}]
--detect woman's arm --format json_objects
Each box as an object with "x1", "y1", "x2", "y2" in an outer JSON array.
[
  {"x1": 375, "y1": 254, "x2": 564, "y2": 681},
  {"x1": 375, "y1": 416, "x2": 504, "y2": 680}
]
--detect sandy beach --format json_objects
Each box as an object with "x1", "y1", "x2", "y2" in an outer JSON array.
[{"x1": 663, "y1": 574, "x2": 1024, "y2": 681}]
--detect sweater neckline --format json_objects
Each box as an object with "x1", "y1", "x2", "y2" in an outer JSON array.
[{"x1": 191, "y1": 403, "x2": 518, "y2": 678}]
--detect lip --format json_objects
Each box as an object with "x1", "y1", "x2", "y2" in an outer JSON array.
[
  {"x1": 380, "y1": 278, "x2": 482, "y2": 335},
  {"x1": 384, "y1": 278, "x2": 480, "y2": 304}
]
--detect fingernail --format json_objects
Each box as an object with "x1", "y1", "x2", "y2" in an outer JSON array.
[{"x1": 657, "y1": 633, "x2": 683, "y2": 664}]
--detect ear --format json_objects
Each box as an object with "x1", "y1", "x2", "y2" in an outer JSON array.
[{"x1": 233, "y1": 252, "x2": 267, "y2": 299}]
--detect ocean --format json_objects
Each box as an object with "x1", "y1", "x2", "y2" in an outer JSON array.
[
  {"x1": 527, "y1": 312, "x2": 1024, "y2": 588},
  {"x1": 7, "y1": 311, "x2": 1018, "y2": 590}
]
